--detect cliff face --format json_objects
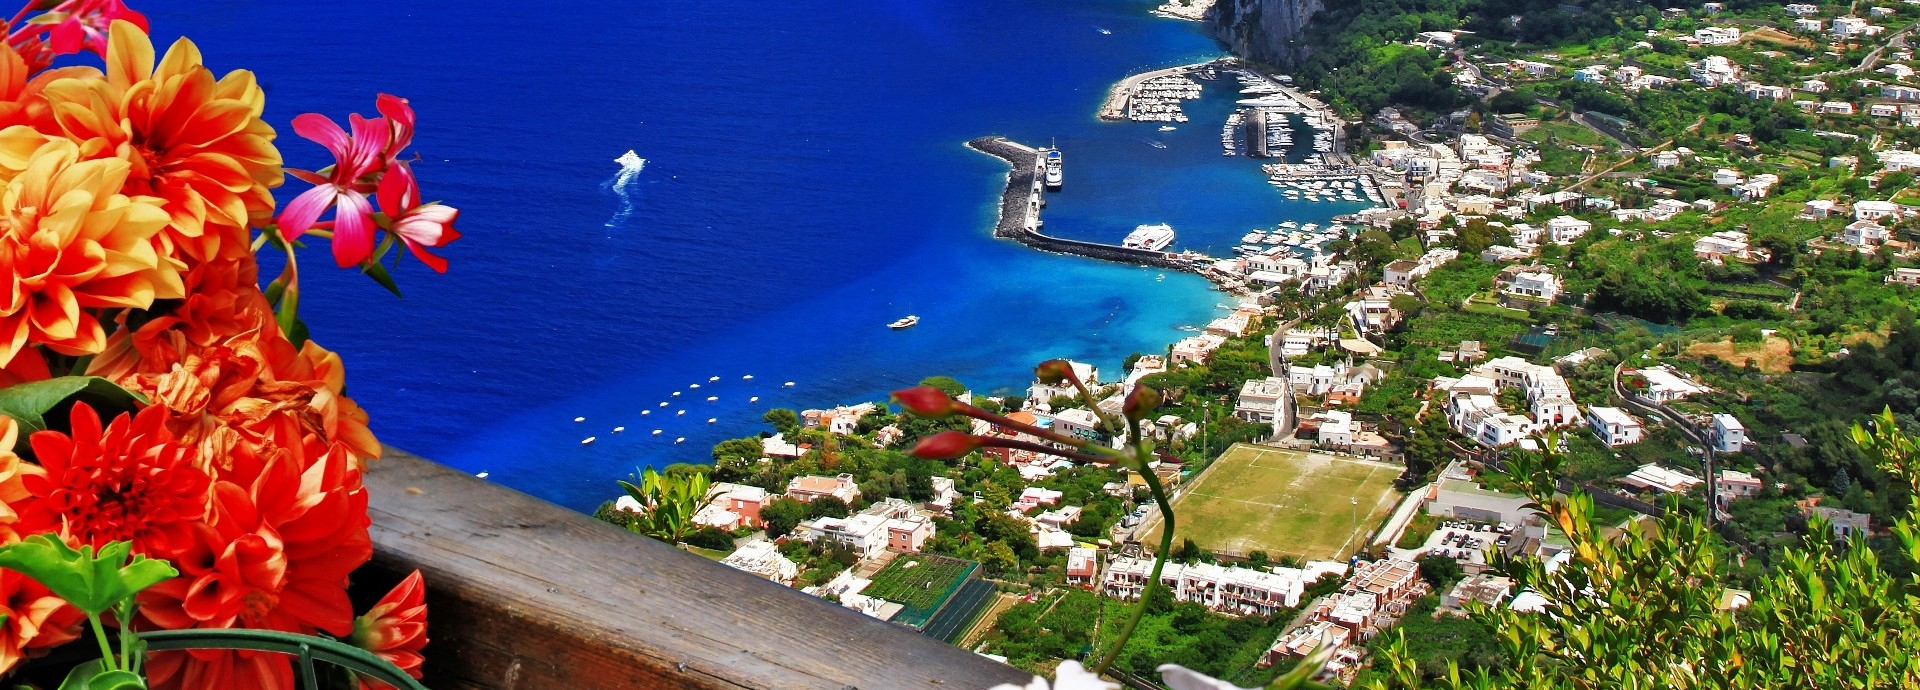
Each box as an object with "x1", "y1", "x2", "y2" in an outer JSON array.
[{"x1": 1209, "y1": 0, "x2": 1326, "y2": 67}]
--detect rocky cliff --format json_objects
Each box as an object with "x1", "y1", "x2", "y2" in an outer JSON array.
[{"x1": 1209, "y1": 0, "x2": 1326, "y2": 67}]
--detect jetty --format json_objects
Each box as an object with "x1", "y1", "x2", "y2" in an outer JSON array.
[
  {"x1": 1098, "y1": 58, "x2": 1233, "y2": 121},
  {"x1": 967, "y1": 136, "x2": 1215, "y2": 277}
]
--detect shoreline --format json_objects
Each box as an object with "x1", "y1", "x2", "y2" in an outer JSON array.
[{"x1": 1097, "y1": 57, "x2": 1236, "y2": 121}]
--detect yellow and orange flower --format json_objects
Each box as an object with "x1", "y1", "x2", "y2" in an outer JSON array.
[
  {"x1": 0, "y1": 417, "x2": 49, "y2": 547},
  {"x1": 0, "y1": 19, "x2": 281, "y2": 266},
  {"x1": 0, "y1": 138, "x2": 179, "y2": 368},
  {"x1": 0, "y1": 567, "x2": 85, "y2": 677}
]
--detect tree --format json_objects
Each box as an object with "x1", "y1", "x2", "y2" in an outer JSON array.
[
  {"x1": 805, "y1": 496, "x2": 851, "y2": 520},
  {"x1": 919, "y1": 375, "x2": 967, "y2": 397},
  {"x1": 1176, "y1": 538, "x2": 1206, "y2": 562},
  {"x1": 760, "y1": 498, "x2": 808, "y2": 539},
  {"x1": 1415, "y1": 553, "x2": 1464, "y2": 589},
  {"x1": 1247, "y1": 550, "x2": 1271, "y2": 569},
  {"x1": 762, "y1": 408, "x2": 801, "y2": 436},
  {"x1": 981, "y1": 541, "x2": 1018, "y2": 576},
  {"x1": 711, "y1": 437, "x2": 763, "y2": 480}
]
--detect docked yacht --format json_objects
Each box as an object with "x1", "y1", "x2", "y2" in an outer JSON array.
[
  {"x1": 1044, "y1": 149, "x2": 1063, "y2": 190},
  {"x1": 1123, "y1": 223, "x2": 1177, "y2": 251}
]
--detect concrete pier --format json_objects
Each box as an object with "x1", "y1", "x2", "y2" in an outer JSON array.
[{"x1": 966, "y1": 136, "x2": 1215, "y2": 275}]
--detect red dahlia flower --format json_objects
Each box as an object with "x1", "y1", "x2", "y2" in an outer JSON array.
[
  {"x1": 349, "y1": 570, "x2": 428, "y2": 689},
  {"x1": 18, "y1": 402, "x2": 211, "y2": 560},
  {"x1": 0, "y1": 567, "x2": 85, "y2": 676}
]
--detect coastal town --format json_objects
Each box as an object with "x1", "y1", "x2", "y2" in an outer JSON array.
[{"x1": 598, "y1": 1, "x2": 1920, "y2": 686}]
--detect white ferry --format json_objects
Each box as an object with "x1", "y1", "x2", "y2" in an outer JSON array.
[
  {"x1": 889, "y1": 315, "x2": 920, "y2": 330},
  {"x1": 1123, "y1": 223, "x2": 1177, "y2": 251},
  {"x1": 1044, "y1": 149, "x2": 1063, "y2": 190}
]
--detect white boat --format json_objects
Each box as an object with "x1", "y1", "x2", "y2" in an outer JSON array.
[
  {"x1": 476, "y1": 471, "x2": 489, "y2": 479},
  {"x1": 1158, "y1": 125, "x2": 1176, "y2": 132},
  {"x1": 1098, "y1": 27, "x2": 1111, "y2": 35},
  {"x1": 676, "y1": 410, "x2": 686, "y2": 416},
  {"x1": 641, "y1": 410, "x2": 651, "y2": 415},
  {"x1": 1241, "y1": 231, "x2": 1265, "y2": 243},
  {"x1": 653, "y1": 430, "x2": 663, "y2": 435},
  {"x1": 707, "y1": 418, "x2": 717, "y2": 424},
  {"x1": 784, "y1": 381, "x2": 795, "y2": 387},
  {"x1": 707, "y1": 396, "x2": 718, "y2": 401},
  {"x1": 690, "y1": 383, "x2": 700, "y2": 389},
  {"x1": 671, "y1": 391, "x2": 681, "y2": 397},
  {"x1": 658, "y1": 402, "x2": 669, "y2": 407},
  {"x1": 573, "y1": 416, "x2": 585, "y2": 423},
  {"x1": 1044, "y1": 149, "x2": 1063, "y2": 189},
  {"x1": 750, "y1": 396, "x2": 760, "y2": 402},
  {"x1": 614, "y1": 150, "x2": 646, "y2": 169},
  {"x1": 1123, "y1": 223, "x2": 1177, "y2": 250},
  {"x1": 581, "y1": 437, "x2": 596, "y2": 445},
  {"x1": 743, "y1": 374, "x2": 754, "y2": 380},
  {"x1": 709, "y1": 376, "x2": 721, "y2": 382},
  {"x1": 675, "y1": 437, "x2": 686, "y2": 444},
  {"x1": 889, "y1": 315, "x2": 920, "y2": 329},
  {"x1": 613, "y1": 427, "x2": 625, "y2": 433}
]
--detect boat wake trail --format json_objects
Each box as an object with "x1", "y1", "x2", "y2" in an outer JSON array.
[{"x1": 604, "y1": 150, "x2": 647, "y2": 228}]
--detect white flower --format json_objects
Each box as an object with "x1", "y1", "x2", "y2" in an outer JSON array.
[{"x1": 1156, "y1": 665, "x2": 1262, "y2": 690}]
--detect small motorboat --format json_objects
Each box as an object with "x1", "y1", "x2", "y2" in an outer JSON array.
[
  {"x1": 783, "y1": 381, "x2": 795, "y2": 387},
  {"x1": 690, "y1": 383, "x2": 701, "y2": 389},
  {"x1": 709, "y1": 376, "x2": 721, "y2": 382},
  {"x1": 573, "y1": 416, "x2": 585, "y2": 423},
  {"x1": 707, "y1": 396, "x2": 718, "y2": 401},
  {"x1": 671, "y1": 391, "x2": 681, "y2": 397},
  {"x1": 641, "y1": 410, "x2": 651, "y2": 415},
  {"x1": 581, "y1": 437, "x2": 596, "y2": 445},
  {"x1": 889, "y1": 315, "x2": 920, "y2": 330},
  {"x1": 676, "y1": 410, "x2": 686, "y2": 416},
  {"x1": 750, "y1": 396, "x2": 760, "y2": 403},
  {"x1": 743, "y1": 374, "x2": 754, "y2": 380},
  {"x1": 652, "y1": 430, "x2": 663, "y2": 436},
  {"x1": 476, "y1": 471, "x2": 489, "y2": 479},
  {"x1": 707, "y1": 418, "x2": 717, "y2": 424},
  {"x1": 613, "y1": 427, "x2": 625, "y2": 433},
  {"x1": 658, "y1": 402, "x2": 669, "y2": 407},
  {"x1": 674, "y1": 437, "x2": 685, "y2": 444}
]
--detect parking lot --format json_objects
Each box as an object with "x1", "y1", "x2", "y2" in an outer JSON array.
[{"x1": 1418, "y1": 520, "x2": 1516, "y2": 568}]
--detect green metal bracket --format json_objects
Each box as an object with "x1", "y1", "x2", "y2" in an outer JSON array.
[{"x1": 140, "y1": 629, "x2": 428, "y2": 690}]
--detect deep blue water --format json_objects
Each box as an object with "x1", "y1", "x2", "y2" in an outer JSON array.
[{"x1": 144, "y1": 1, "x2": 1350, "y2": 511}]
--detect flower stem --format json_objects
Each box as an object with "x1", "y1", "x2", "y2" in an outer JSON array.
[
  {"x1": 1093, "y1": 446, "x2": 1176, "y2": 676},
  {"x1": 88, "y1": 614, "x2": 116, "y2": 673}
]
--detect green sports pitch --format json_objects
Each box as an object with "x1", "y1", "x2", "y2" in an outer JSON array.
[{"x1": 1145, "y1": 444, "x2": 1402, "y2": 560}]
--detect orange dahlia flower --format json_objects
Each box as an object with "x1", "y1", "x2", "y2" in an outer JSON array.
[
  {"x1": 0, "y1": 567, "x2": 85, "y2": 676},
  {"x1": 3, "y1": 19, "x2": 280, "y2": 265},
  {"x1": 18, "y1": 401, "x2": 211, "y2": 559},
  {"x1": 349, "y1": 570, "x2": 427, "y2": 689},
  {"x1": 88, "y1": 257, "x2": 276, "y2": 381},
  {"x1": 0, "y1": 41, "x2": 96, "y2": 134},
  {"x1": 140, "y1": 422, "x2": 371, "y2": 690},
  {"x1": 0, "y1": 417, "x2": 48, "y2": 546},
  {"x1": 0, "y1": 138, "x2": 178, "y2": 368}
]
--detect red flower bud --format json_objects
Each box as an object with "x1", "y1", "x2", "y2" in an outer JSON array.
[
  {"x1": 1123, "y1": 385, "x2": 1163, "y2": 422},
  {"x1": 1035, "y1": 359, "x2": 1079, "y2": 386},
  {"x1": 892, "y1": 385, "x2": 959, "y2": 418},
  {"x1": 909, "y1": 431, "x2": 983, "y2": 460}
]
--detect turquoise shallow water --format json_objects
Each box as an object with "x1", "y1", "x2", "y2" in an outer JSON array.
[{"x1": 143, "y1": 0, "x2": 1355, "y2": 510}]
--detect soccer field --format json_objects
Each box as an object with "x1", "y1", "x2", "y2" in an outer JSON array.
[{"x1": 1144, "y1": 444, "x2": 1403, "y2": 560}]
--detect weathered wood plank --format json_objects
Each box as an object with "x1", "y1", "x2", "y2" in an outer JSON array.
[{"x1": 359, "y1": 448, "x2": 1030, "y2": 690}]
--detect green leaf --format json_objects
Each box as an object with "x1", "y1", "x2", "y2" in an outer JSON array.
[
  {"x1": 361, "y1": 258, "x2": 404, "y2": 299},
  {"x1": 0, "y1": 536, "x2": 178, "y2": 617},
  {"x1": 53, "y1": 661, "x2": 145, "y2": 690},
  {"x1": 0, "y1": 377, "x2": 147, "y2": 454}
]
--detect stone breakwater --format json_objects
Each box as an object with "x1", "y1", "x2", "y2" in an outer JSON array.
[{"x1": 966, "y1": 136, "x2": 1213, "y2": 275}]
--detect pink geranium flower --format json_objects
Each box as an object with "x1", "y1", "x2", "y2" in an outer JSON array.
[
  {"x1": 279, "y1": 111, "x2": 390, "y2": 267},
  {"x1": 375, "y1": 162, "x2": 460, "y2": 273}
]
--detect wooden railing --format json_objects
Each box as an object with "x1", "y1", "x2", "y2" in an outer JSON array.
[{"x1": 358, "y1": 449, "x2": 1031, "y2": 690}]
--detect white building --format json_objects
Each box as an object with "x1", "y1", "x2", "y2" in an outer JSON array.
[
  {"x1": 1712, "y1": 413, "x2": 1748, "y2": 453},
  {"x1": 1503, "y1": 270, "x2": 1563, "y2": 302},
  {"x1": 794, "y1": 499, "x2": 936, "y2": 559},
  {"x1": 1716, "y1": 469, "x2": 1765, "y2": 500},
  {"x1": 1102, "y1": 557, "x2": 1332, "y2": 617},
  {"x1": 1694, "y1": 230, "x2": 1750, "y2": 261},
  {"x1": 1784, "y1": 3, "x2": 1818, "y2": 17},
  {"x1": 1854, "y1": 200, "x2": 1901, "y2": 221},
  {"x1": 1713, "y1": 168, "x2": 1745, "y2": 187},
  {"x1": 1587, "y1": 406, "x2": 1645, "y2": 447},
  {"x1": 1653, "y1": 151, "x2": 1681, "y2": 169},
  {"x1": 1689, "y1": 55, "x2": 1741, "y2": 86},
  {"x1": 1621, "y1": 464, "x2": 1705, "y2": 495},
  {"x1": 1844, "y1": 219, "x2": 1891, "y2": 248},
  {"x1": 1832, "y1": 16, "x2": 1871, "y2": 37},
  {"x1": 720, "y1": 540, "x2": 800, "y2": 585},
  {"x1": 1027, "y1": 360, "x2": 1100, "y2": 402},
  {"x1": 1633, "y1": 365, "x2": 1711, "y2": 402},
  {"x1": 1052, "y1": 408, "x2": 1105, "y2": 442},
  {"x1": 1234, "y1": 377, "x2": 1293, "y2": 429},
  {"x1": 1316, "y1": 410, "x2": 1355, "y2": 446},
  {"x1": 1695, "y1": 26, "x2": 1741, "y2": 45},
  {"x1": 1546, "y1": 216, "x2": 1592, "y2": 244},
  {"x1": 1447, "y1": 393, "x2": 1536, "y2": 447}
]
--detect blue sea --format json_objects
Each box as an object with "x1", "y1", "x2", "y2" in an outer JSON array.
[{"x1": 145, "y1": 0, "x2": 1357, "y2": 511}]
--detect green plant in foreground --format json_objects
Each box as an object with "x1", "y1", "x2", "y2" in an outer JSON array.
[
  {"x1": 0, "y1": 535, "x2": 177, "y2": 690},
  {"x1": 895, "y1": 360, "x2": 1338, "y2": 689},
  {"x1": 618, "y1": 466, "x2": 714, "y2": 544},
  {"x1": 1365, "y1": 411, "x2": 1920, "y2": 689}
]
